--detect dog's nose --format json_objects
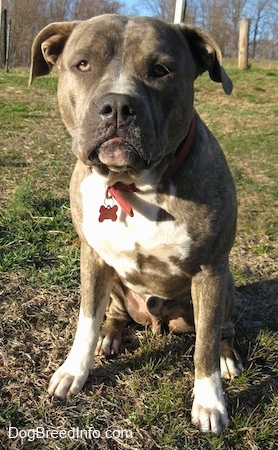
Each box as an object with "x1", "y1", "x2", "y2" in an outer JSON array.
[{"x1": 98, "y1": 94, "x2": 136, "y2": 128}]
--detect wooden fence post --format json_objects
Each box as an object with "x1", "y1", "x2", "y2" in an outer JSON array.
[
  {"x1": 238, "y1": 18, "x2": 250, "y2": 69},
  {"x1": 174, "y1": 0, "x2": 187, "y2": 24}
]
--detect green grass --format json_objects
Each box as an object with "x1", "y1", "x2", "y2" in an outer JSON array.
[
  {"x1": 0, "y1": 180, "x2": 79, "y2": 288},
  {"x1": 0, "y1": 62, "x2": 277, "y2": 449},
  {"x1": 0, "y1": 69, "x2": 58, "y2": 92}
]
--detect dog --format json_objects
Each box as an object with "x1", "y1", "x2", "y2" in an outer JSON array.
[{"x1": 30, "y1": 14, "x2": 243, "y2": 434}]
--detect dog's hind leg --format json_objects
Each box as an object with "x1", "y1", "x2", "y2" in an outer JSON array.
[{"x1": 95, "y1": 277, "x2": 130, "y2": 356}]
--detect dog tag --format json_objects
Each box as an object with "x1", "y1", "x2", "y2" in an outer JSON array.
[
  {"x1": 98, "y1": 194, "x2": 118, "y2": 222},
  {"x1": 99, "y1": 204, "x2": 118, "y2": 222}
]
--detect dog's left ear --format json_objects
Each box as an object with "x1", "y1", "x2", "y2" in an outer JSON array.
[
  {"x1": 29, "y1": 21, "x2": 80, "y2": 85},
  {"x1": 179, "y1": 25, "x2": 233, "y2": 95}
]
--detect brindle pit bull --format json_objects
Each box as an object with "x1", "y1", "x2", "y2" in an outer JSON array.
[{"x1": 30, "y1": 14, "x2": 243, "y2": 434}]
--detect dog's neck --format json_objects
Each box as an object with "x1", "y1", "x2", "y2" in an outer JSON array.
[{"x1": 159, "y1": 112, "x2": 196, "y2": 183}]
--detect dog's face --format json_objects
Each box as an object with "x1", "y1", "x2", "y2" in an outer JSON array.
[
  {"x1": 30, "y1": 14, "x2": 232, "y2": 184},
  {"x1": 59, "y1": 16, "x2": 194, "y2": 180}
]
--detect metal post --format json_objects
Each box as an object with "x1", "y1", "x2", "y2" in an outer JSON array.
[
  {"x1": 0, "y1": 1, "x2": 2, "y2": 34},
  {"x1": 0, "y1": 0, "x2": 2, "y2": 67},
  {"x1": 5, "y1": 18, "x2": 11, "y2": 72},
  {"x1": 3, "y1": 8, "x2": 7, "y2": 65},
  {"x1": 174, "y1": 0, "x2": 187, "y2": 24}
]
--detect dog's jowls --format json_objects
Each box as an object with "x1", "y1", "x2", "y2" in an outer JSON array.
[{"x1": 30, "y1": 14, "x2": 243, "y2": 434}]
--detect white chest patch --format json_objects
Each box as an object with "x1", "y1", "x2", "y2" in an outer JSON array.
[{"x1": 81, "y1": 172, "x2": 192, "y2": 289}]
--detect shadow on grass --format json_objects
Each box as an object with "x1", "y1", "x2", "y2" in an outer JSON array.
[
  {"x1": 89, "y1": 331, "x2": 196, "y2": 389},
  {"x1": 235, "y1": 279, "x2": 278, "y2": 334},
  {"x1": 78, "y1": 278, "x2": 277, "y2": 405}
]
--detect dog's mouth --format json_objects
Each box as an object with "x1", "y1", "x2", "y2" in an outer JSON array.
[{"x1": 89, "y1": 137, "x2": 145, "y2": 173}]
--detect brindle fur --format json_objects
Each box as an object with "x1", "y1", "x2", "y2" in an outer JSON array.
[{"x1": 30, "y1": 14, "x2": 242, "y2": 434}]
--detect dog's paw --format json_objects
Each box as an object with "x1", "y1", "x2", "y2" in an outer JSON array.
[
  {"x1": 95, "y1": 319, "x2": 124, "y2": 356},
  {"x1": 220, "y1": 350, "x2": 243, "y2": 380},
  {"x1": 48, "y1": 361, "x2": 90, "y2": 399},
  {"x1": 192, "y1": 371, "x2": 228, "y2": 434},
  {"x1": 191, "y1": 401, "x2": 228, "y2": 434},
  {"x1": 95, "y1": 334, "x2": 121, "y2": 356}
]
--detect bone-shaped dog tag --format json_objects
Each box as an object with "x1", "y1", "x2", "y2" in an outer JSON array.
[
  {"x1": 98, "y1": 194, "x2": 118, "y2": 222},
  {"x1": 99, "y1": 204, "x2": 118, "y2": 222}
]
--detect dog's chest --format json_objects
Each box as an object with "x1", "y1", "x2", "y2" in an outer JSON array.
[{"x1": 80, "y1": 173, "x2": 192, "y2": 294}]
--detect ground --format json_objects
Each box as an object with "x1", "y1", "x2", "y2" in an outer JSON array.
[{"x1": 0, "y1": 61, "x2": 277, "y2": 449}]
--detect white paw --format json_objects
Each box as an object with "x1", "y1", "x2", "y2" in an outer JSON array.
[
  {"x1": 48, "y1": 359, "x2": 91, "y2": 398},
  {"x1": 95, "y1": 335, "x2": 120, "y2": 356},
  {"x1": 192, "y1": 371, "x2": 228, "y2": 434},
  {"x1": 48, "y1": 304, "x2": 107, "y2": 398},
  {"x1": 191, "y1": 400, "x2": 228, "y2": 434},
  {"x1": 220, "y1": 353, "x2": 243, "y2": 379}
]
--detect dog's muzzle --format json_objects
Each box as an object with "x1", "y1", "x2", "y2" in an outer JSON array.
[{"x1": 86, "y1": 93, "x2": 149, "y2": 172}]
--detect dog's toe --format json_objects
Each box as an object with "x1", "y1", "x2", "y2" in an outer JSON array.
[
  {"x1": 48, "y1": 363, "x2": 89, "y2": 398},
  {"x1": 220, "y1": 351, "x2": 243, "y2": 379},
  {"x1": 95, "y1": 335, "x2": 121, "y2": 356},
  {"x1": 191, "y1": 402, "x2": 228, "y2": 434},
  {"x1": 95, "y1": 318, "x2": 124, "y2": 356}
]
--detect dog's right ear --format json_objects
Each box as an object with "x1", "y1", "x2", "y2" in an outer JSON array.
[{"x1": 29, "y1": 21, "x2": 80, "y2": 85}]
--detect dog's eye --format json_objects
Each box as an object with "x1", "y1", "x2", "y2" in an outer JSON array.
[
  {"x1": 77, "y1": 60, "x2": 91, "y2": 72},
  {"x1": 150, "y1": 64, "x2": 170, "y2": 78}
]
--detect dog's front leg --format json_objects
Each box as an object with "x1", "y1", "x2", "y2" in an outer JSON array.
[
  {"x1": 191, "y1": 264, "x2": 228, "y2": 434},
  {"x1": 48, "y1": 241, "x2": 114, "y2": 398}
]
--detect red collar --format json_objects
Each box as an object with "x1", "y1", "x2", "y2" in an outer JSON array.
[
  {"x1": 99, "y1": 113, "x2": 196, "y2": 219},
  {"x1": 107, "y1": 183, "x2": 139, "y2": 217}
]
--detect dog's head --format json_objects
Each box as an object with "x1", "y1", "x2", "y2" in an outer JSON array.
[{"x1": 30, "y1": 14, "x2": 232, "y2": 185}]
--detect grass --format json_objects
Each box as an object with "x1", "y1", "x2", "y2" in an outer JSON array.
[{"x1": 0, "y1": 61, "x2": 277, "y2": 449}]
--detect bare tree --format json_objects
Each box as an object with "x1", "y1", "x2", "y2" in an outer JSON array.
[
  {"x1": 2, "y1": 0, "x2": 43, "y2": 66},
  {"x1": 44, "y1": 0, "x2": 73, "y2": 21},
  {"x1": 249, "y1": 0, "x2": 276, "y2": 58},
  {"x1": 1, "y1": 0, "x2": 122, "y2": 67},
  {"x1": 1, "y1": 0, "x2": 277, "y2": 66},
  {"x1": 186, "y1": 0, "x2": 200, "y2": 25},
  {"x1": 227, "y1": 0, "x2": 249, "y2": 55},
  {"x1": 140, "y1": 0, "x2": 176, "y2": 21},
  {"x1": 140, "y1": 0, "x2": 204, "y2": 23},
  {"x1": 72, "y1": 0, "x2": 122, "y2": 21},
  {"x1": 195, "y1": 0, "x2": 233, "y2": 55}
]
